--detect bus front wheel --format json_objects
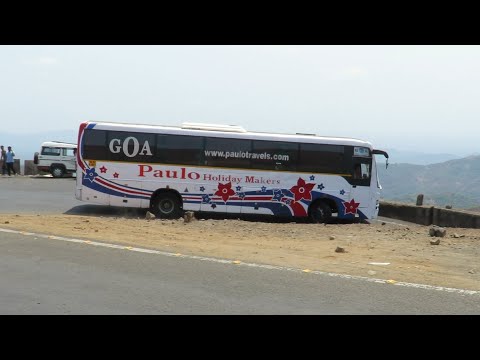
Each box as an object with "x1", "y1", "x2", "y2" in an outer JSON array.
[
  {"x1": 151, "y1": 193, "x2": 182, "y2": 219},
  {"x1": 309, "y1": 201, "x2": 332, "y2": 224}
]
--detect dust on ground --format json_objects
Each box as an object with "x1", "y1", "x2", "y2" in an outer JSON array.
[{"x1": 1, "y1": 213, "x2": 479, "y2": 291}]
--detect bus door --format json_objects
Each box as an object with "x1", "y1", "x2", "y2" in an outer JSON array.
[
  {"x1": 349, "y1": 160, "x2": 373, "y2": 218},
  {"x1": 371, "y1": 149, "x2": 389, "y2": 219},
  {"x1": 369, "y1": 158, "x2": 381, "y2": 219}
]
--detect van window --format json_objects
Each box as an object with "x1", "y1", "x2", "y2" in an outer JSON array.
[
  {"x1": 65, "y1": 148, "x2": 76, "y2": 157},
  {"x1": 41, "y1": 147, "x2": 62, "y2": 156}
]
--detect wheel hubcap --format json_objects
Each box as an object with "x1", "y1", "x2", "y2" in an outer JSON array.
[{"x1": 161, "y1": 200, "x2": 173, "y2": 213}]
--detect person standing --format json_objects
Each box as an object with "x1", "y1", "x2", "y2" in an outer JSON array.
[
  {"x1": 0, "y1": 145, "x2": 6, "y2": 175},
  {"x1": 5, "y1": 146, "x2": 16, "y2": 176}
]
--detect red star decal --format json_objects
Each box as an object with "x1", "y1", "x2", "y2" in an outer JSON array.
[
  {"x1": 99, "y1": 166, "x2": 107, "y2": 173},
  {"x1": 290, "y1": 178, "x2": 315, "y2": 202},
  {"x1": 343, "y1": 198, "x2": 360, "y2": 215},
  {"x1": 113, "y1": 172, "x2": 119, "y2": 178},
  {"x1": 214, "y1": 182, "x2": 235, "y2": 203}
]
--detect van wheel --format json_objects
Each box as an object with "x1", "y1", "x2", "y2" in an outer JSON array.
[
  {"x1": 151, "y1": 193, "x2": 182, "y2": 219},
  {"x1": 51, "y1": 166, "x2": 65, "y2": 178},
  {"x1": 34, "y1": 152, "x2": 39, "y2": 165},
  {"x1": 309, "y1": 201, "x2": 332, "y2": 224}
]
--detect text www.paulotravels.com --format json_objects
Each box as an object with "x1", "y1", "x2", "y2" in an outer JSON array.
[{"x1": 204, "y1": 150, "x2": 290, "y2": 161}]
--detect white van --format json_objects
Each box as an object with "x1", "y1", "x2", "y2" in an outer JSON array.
[{"x1": 34, "y1": 141, "x2": 77, "y2": 178}]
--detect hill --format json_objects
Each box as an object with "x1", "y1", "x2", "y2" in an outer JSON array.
[
  {"x1": 378, "y1": 155, "x2": 480, "y2": 209},
  {"x1": 380, "y1": 148, "x2": 462, "y2": 165}
]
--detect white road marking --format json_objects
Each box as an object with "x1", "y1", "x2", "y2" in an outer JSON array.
[{"x1": 1, "y1": 227, "x2": 479, "y2": 296}]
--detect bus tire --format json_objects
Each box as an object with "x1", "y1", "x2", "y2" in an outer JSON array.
[
  {"x1": 51, "y1": 166, "x2": 65, "y2": 178},
  {"x1": 151, "y1": 193, "x2": 182, "y2": 219},
  {"x1": 309, "y1": 201, "x2": 332, "y2": 224}
]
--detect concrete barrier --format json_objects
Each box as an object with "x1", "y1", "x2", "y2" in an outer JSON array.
[
  {"x1": 23, "y1": 160, "x2": 39, "y2": 175},
  {"x1": 379, "y1": 200, "x2": 480, "y2": 229},
  {"x1": 0, "y1": 159, "x2": 21, "y2": 175}
]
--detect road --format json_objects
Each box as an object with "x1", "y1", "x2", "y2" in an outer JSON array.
[{"x1": 0, "y1": 176, "x2": 479, "y2": 314}]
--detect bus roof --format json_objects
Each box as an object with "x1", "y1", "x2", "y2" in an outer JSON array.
[{"x1": 81, "y1": 121, "x2": 374, "y2": 148}]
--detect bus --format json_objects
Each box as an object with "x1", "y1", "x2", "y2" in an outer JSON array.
[{"x1": 75, "y1": 121, "x2": 389, "y2": 223}]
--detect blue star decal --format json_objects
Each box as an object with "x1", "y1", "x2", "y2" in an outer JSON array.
[
  {"x1": 236, "y1": 186, "x2": 242, "y2": 191},
  {"x1": 282, "y1": 189, "x2": 293, "y2": 197},
  {"x1": 200, "y1": 186, "x2": 205, "y2": 192},
  {"x1": 84, "y1": 168, "x2": 98, "y2": 183},
  {"x1": 272, "y1": 189, "x2": 283, "y2": 201},
  {"x1": 340, "y1": 189, "x2": 345, "y2": 195},
  {"x1": 317, "y1": 183, "x2": 325, "y2": 190},
  {"x1": 202, "y1": 194, "x2": 211, "y2": 203},
  {"x1": 237, "y1": 192, "x2": 245, "y2": 199},
  {"x1": 211, "y1": 203, "x2": 217, "y2": 209},
  {"x1": 261, "y1": 186, "x2": 267, "y2": 193},
  {"x1": 310, "y1": 175, "x2": 315, "y2": 181}
]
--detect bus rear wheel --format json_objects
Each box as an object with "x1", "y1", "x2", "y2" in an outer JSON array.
[
  {"x1": 151, "y1": 193, "x2": 182, "y2": 219},
  {"x1": 309, "y1": 201, "x2": 332, "y2": 224}
]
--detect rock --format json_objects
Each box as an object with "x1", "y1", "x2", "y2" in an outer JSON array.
[
  {"x1": 145, "y1": 211, "x2": 156, "y2": 220},
  {"x1": 184, "y1": 211, "x2": 196, "y2": 223},
  {"x1": 430, "y1": 238, "x2": 441, "y2": 245},
  {"x1": 436, "y1": 227, "x2": 447, "y2": 237},
  {"x1": 335, "y1": 246, "x2": 346, "y2": 253},
  {"x1": 429, "y1": 225, "x2": 446, "y2": 237},
  {"x1": 468, "y1": 269, "x2": 476, "y2": 274},
  {"x1": 329, "y1": 235, "x2": 335, "y2": 240}
]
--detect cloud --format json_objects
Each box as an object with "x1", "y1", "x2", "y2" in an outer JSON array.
[
  {"x1": 38, "y1": 57, "x2": 58, "y2": 65},
  {"x1": 22, "y1": 57, "x2": 59, "y2": 65},
  {"x1": 341, "y1": 66, "x2": 368, "y2": 78}
]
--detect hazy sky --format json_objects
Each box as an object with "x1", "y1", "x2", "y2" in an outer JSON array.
[{"x1": 1, "y1": 45, "x2": 479, "y2": 156}]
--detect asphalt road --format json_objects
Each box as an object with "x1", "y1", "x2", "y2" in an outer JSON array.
[{"x1": 1, "y1": 176, "x2": 479, "y2": 314}]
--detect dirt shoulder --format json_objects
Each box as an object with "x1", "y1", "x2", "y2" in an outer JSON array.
[{"x1": 1, "y1": 213, "x2": 479, "y2": 291}]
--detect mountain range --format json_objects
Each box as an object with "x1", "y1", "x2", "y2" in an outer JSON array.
[{"x1": 377, "y1": 155, "x2": 480, "y2": 210}]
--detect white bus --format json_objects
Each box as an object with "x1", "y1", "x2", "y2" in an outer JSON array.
[{"x1": 75, "y1": 121, "x2": 389, "y2": 223}]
